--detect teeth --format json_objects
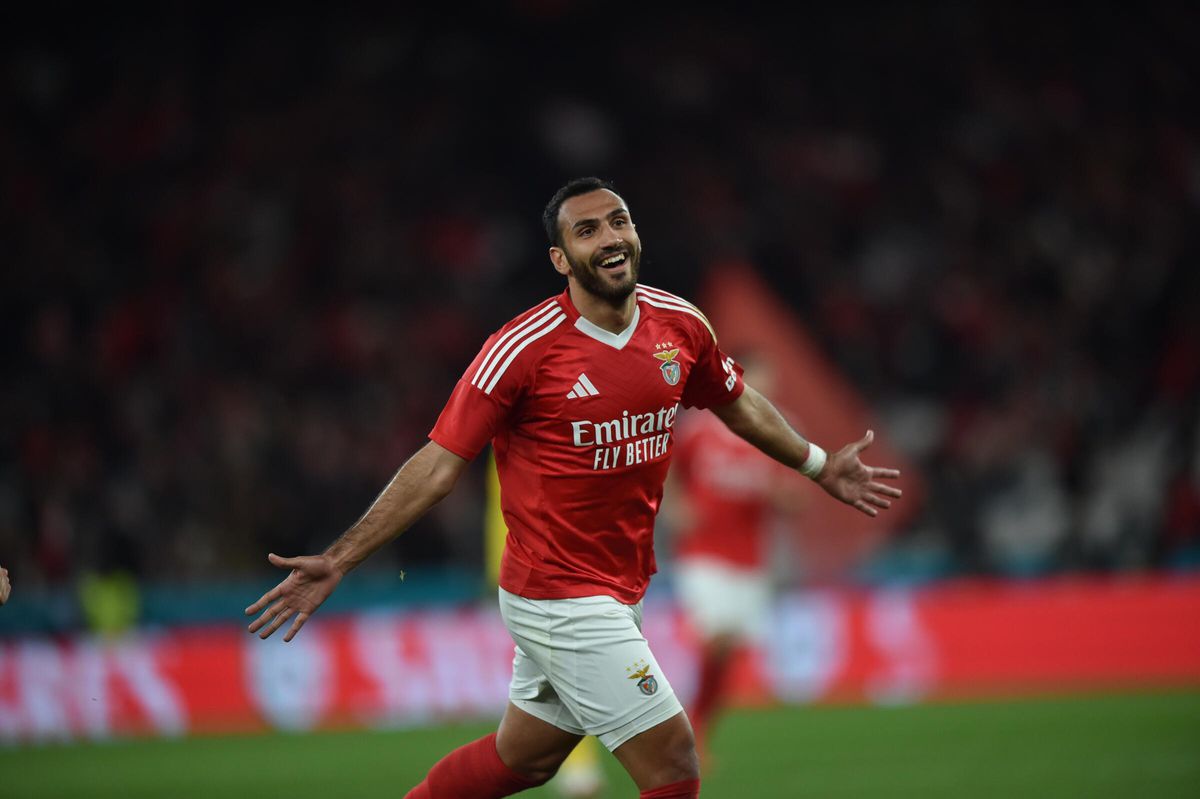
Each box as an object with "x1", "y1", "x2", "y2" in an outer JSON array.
[{"x1": 600, "y1": 253, "x2": 626, "y2": 267}]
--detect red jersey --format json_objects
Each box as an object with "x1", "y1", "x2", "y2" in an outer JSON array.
[
  {"x1": 431, "y1": 284, "x2": 744, "y2": 603},
  {"x1": 672, "y1": 409, "x2": 790, "y2": 570}
]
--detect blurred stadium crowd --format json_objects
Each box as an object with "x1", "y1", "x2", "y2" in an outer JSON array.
[{"x1": 3, "y1": 4, "x2": 1198, "y2": 597}]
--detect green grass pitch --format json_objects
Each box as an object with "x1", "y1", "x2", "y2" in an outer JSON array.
[{"x1": 4, "y1": 691, "x2": 1197, "y2": 798}]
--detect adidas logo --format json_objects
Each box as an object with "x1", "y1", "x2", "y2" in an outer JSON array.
[{"x1": 566, "y1": 373, "x2": 600, "y2": 399}]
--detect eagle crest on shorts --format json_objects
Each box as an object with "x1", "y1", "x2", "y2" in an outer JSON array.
[{"x1": 627, "y1": 661, "x2": 659, "y2": 696}]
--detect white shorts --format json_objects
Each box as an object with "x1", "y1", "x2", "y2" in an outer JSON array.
[
  {"x1": 498, "y1": 587, "x2": 684, "y2": 752},
  {"x1": 674, "y1": 556, "x2": 770, "y2": 641}
]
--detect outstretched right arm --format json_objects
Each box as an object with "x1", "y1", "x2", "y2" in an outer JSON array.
[
  {"x1": 245, "y1": 440, "x2": 468, "y2": 641},
  {"x1": 324, "y1": 441, "x2": 468, "y2": 575}
]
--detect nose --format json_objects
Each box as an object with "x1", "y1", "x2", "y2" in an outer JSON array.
[{"x1": 599, "y1": 224, "x2": 625, "y2": 248}]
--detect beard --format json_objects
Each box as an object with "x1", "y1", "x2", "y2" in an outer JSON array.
[{"x1": 566, "y1": 244, "x2": 641, "y2": 304}]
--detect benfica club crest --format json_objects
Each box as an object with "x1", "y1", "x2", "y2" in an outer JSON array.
[
  {"x1": 653, "y1": 347, "x2": 681, "y2": 386},
  {"x1": 627, "y1": 660, "x2": 659, "y2": 696}
]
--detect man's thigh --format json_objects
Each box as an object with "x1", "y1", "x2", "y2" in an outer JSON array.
[
  {"x1": 610, "y1": 709, "x2": 699, "y2": 790},
  {"x1": 495, "y1": 701, "x2": 583, "y2": 779},
  {"x1": 497, "y1": 692, "x2": 698, "y2": 791}
]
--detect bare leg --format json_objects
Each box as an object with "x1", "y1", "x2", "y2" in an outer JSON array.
[
  {"x1": 610, "y1": 710, "x2": 700, "y2": 791},
  {"x1": 404, "y1": 703, "x2": 582, "y2": 798},
  {"x1": 496, "y1": 702, "x2": 585, "y2": 784}
]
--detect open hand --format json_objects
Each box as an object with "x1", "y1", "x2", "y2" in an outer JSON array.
[
  {"x1": 814, "y1": 430, "x2": 903, "y2": 517},
  {"x1": 245, "y1": 553, "x2": 342, "y2": 641}
]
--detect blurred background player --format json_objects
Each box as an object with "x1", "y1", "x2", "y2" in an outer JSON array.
[{"x1": 667, "y1": 352, "x2": 802, "y2": 764}]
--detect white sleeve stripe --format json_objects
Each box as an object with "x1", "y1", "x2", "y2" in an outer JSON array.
[
  {"x1": 633, "y1": 284, "x2": 705, "y2": 319},
  {"x1": 634, "y1": 289, "x2": 690, "y2": 307},
  {"x1": 636, "y1": 286, "x2": 715, "y2": 333},
  {"x1": 471, "y1": 301, "x2": 560, "y2": 388},
  {"x1": 635, "y1": 287, "x2": 706, "y2": 320},
  {"x1": 636, "y1": 284, "x2": 699, "y2": 310},
  {"x1": 473, "y1": 311, "x2": 560, "y2": 392},
  {"x1": 482, "y1": 312, "x2": 566, "y2": 395},
  {"x1": 635, "y1": 294, "x2": 718, "y2": 341},
  {"x1": 471, "y1": 299, "x2": 558, "y2": 385},
  {"x1": 635, "y1": 294, "x2": 706, "y2": 320}
]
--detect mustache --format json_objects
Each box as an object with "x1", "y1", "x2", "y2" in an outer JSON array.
[{"x1": 592, "y1": 245, "x2": 631, "y2": 264}]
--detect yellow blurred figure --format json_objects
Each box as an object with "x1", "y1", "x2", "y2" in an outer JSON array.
[
  {"x1": 79, "y1": 571, "x2": 140, "y2": 637},
  {"x1": 486, "y1": 450, "x2": 606, "y2": 798}
]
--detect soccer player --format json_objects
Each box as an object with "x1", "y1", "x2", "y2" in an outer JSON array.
[
  {"x1": 668, "y1": 351, "x2": 800, "y2": 765},
  {"x1": 245, "y1": 177, "x2": 903, "y2": 799}
]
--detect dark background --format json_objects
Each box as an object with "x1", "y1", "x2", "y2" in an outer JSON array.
[{"x1": 3, "y1": 3, "x2": 1198, "y2": 610}]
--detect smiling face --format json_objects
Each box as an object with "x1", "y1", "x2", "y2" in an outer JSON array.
[{"x1": 550, "y1": 189, "x2": 642, "y2": 304}]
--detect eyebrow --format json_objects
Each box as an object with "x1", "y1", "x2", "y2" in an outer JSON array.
[{"x1": 571, "y1": 208, "x2": 630, "y2": 232}]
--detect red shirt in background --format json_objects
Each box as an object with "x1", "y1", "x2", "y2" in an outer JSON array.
[{"x1": 672, "y1": 408, "x2": 793, "y2": 571}]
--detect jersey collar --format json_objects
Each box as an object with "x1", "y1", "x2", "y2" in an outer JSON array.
[{"x1": 558, "y1": 288, "x2": 641, "y2": 351}]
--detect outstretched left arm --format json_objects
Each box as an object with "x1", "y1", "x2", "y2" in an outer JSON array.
[{"x1": 710, "y1": 385, "x2": 902, "y2": 517}]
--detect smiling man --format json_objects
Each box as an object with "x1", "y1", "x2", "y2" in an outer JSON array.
[
  {"x1": 550, "y1": 185, "x2": 642, "y2": 303},
  {"x1": 245, "y1": 177, "x2": 903, "y2": 798}
]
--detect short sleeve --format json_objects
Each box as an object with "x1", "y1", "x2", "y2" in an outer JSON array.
[
  {"x1": 680, "y1": 320, "x2": 745, "y2": 410},
  {"x1": 429, "y1": 330, "x2": 531, "y2": 460}
]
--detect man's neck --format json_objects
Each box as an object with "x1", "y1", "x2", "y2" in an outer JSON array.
[{"x1": 567, "y1": 281, "x2": 637, "y2": 334}]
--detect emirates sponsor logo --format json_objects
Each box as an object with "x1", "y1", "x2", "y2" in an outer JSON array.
[
  {"x1": 570, "y1": 404, "x2": 679, "y2": 471},
  {"x1": 570, "y1": 404, "x2": 678, "y2": 447}
]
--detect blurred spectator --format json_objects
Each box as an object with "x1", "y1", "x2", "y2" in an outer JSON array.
[
  {"x1": 2, "y1": 4, "x2": 1197, "y2": 604},
  {"x1": 79, "y1": 571, "x2": 140, "y2": 636}
]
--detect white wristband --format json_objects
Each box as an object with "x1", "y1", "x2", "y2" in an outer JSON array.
[{"x1": 799, "y1": 443, "x2": 827, "y2": 479}]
